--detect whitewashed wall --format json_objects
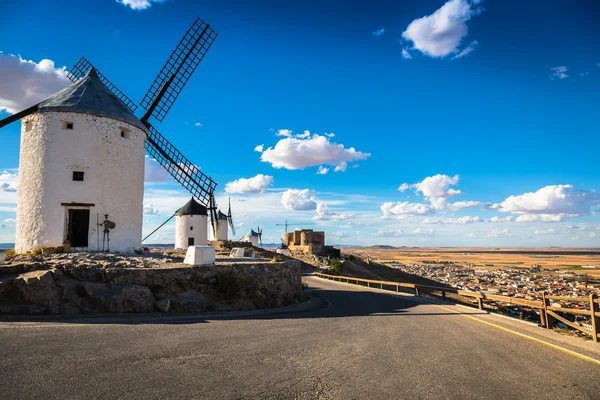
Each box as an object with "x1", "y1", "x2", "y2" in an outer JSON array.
[
  {"x1": 209, "y1": 219, "x2": 228, "y2": 241},
  {"x1": 175, "y1": 214, "x2": 207, "y2": 251},
  {"x1": 15, "y1": 112, "x2": 146, "y2": 253}
]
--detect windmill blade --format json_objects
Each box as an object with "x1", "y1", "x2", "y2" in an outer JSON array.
[
  {"x1": 140, "y1": 18, "x2": 217, "y2": 123},
  {"x1": 0, "y1": 104, "x2": 40, "y2": 129},
  {"x1": 209, "y1": 195, "x2": 219, "y2": 238},
  {"x1": 67, "y1": 57, "x2": 138, "y2": 113},
  {"x1": 145, "y1": 125, "x2": 217, "y2": 206},
  {"x1": 227, "y1": 198, "x2": 236, "y2": 236}
]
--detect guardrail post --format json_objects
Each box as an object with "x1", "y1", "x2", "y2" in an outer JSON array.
[
  {"x1": 539, "y1": 293, "x2": 548, "y2": 328},
  {"x1": 415, "y1": 287, "x2": 420, "y2": 296},
  {"x1": 396, "y1": 285, "x2": 399, "y2": 292},
  {"x1": 477, "y1": 295, "x2": 484, "y2": 310},
  {"x1": 441, "y1": 291, "x2": 446, "y2": 301},
  {"x1": 590, "y1": 293, "x2": 599, "y2": 343},
  {"x1": 543, "y1": 294, "x2": 552, "y2": 329}
]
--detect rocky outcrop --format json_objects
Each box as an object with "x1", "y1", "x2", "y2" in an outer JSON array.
[{"x1": 0, "y1": 258, "x2": 302, "y2": 315}]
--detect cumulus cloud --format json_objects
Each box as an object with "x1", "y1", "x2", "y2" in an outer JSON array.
[
  {"x1": 254, "y1": 144, "x2": 264, "y2": 152},
  {"x1": 422, "y1": 216, "x2": 482, "y2": 224},
  {"x1": 0, "y1": 52, "x2": 69, "y2": 114},
  {"x1": 3, "y1": 218, "x2": 16, "y2": 223},
  {"x1": 317, "y1": 166, "x2": 329, "y2": 175},
  {"x1": 381, "y1": 201, "x2": 435, "y2": 217},
  {"x1": 116, "y1": 0, "x2": 166, "y2": 10},
  {"x1": 0, "y1": 170, "x2": 18, "y2": 193},
  {"x1": 276, "y1": 129, "x2": 293, "y2": 137},
  {"x1": 312, "y1": 201, "x2": 355, "y2": 221},
  {"x1": 281, "y1": 189, "x2": 317, "y2": 211},
  {"x1": 225, "y1": 174, "x2": 274, "y2": 194},
  {"x1": 194, "y1": 122, "x2": 203, "y2": 127},
  {"x1": 590, "y1": 232, "x2": 597, "y2": 238},
  {"x1": 449, "y1": 201, "x2": 482, "y2": 211},
  {"x1": 466, "y1": 232, "x2": 477, "y2": 239},
  {"x1": 334, "y1": 161, "x2": 348, "y2": 172},
  {"x1": 402, "y1": 48, "x2": 412, "y2": 59},
  {"x1": 402, "y1": 0, "x2": 483, "y2": 58},
  {"x1": 498, "y1": 185, "x2": 599, "y2": 221},
  {"x1": 397, "y1": 174, "x2": 462, "y2": 210},
  {"x1": 372, "y1": 28, "x2": 385, "y2": 37},
  {"x1": 143, "y1": 204, "x2": 160, "y2": 216},
  {"x1": 490, "y1": 216, "x2": 513, "y2": 223},
  {"x1": 261, "y1": 134, "x2": 370, "y2": 171},
  {"x1": 451, "y1": 40, "x2": 478, "y2": 60},
  {"x1": 549, "y1": 66, "x2": 568, "y2": 80},
  {"x1": 535, "y1": 228, "x2": 557, "y2": 235},
  {"x1": 376, "y1": 228, "x2": 434, "y2": 237},
  {"x1": 144, "y1": 157, "x2": 172, "y2": 183},
  {"x1": 486, "y1": 228, "x2": 511, "y2": 238}
]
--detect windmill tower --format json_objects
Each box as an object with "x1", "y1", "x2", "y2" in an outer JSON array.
[
  {"x1": 175, "y1": 198, "x2": 207, "y2": 251},
  {"x1": 209, "y1": 198, "x2": 235, "y2": 241},
  {"x1": 242, "y1": 226, "x2": 262, "y2": 247},
  {"x1": 0, "y1": 18, "x2": 219, "y2": 254}
]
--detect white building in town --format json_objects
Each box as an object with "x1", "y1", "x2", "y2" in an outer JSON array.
[{"x1": 15, "y1": 69, "x2": 147, "y2": 253}]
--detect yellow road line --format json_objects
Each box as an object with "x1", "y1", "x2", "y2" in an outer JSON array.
[{"x1": 314, "y1": 275, "x2": 600, "y2": 366}]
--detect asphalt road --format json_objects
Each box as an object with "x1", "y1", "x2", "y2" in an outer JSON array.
[{"x1": 1, "y1": 275, "x2": 599, "y2": 399}]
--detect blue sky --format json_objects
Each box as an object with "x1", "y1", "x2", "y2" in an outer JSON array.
[{"x1": 1, "y1": 0, "x2": 599, "y2": 246}]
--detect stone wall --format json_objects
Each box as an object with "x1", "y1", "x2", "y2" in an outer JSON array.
[{"x1": 0, "y1": 261, "x2": 302, "y2": 315}]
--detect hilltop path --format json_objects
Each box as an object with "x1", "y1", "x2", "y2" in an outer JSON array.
[{"x1": 1, "y1": 274, "x2": 599, "y2": 399}]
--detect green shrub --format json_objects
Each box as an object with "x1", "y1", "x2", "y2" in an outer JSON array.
[
  {"x1": 329, "y1": 258, "x2": 342, "y2": 273},
  {"x1": 5, "y1": 248, "x2": 16, "y2": 257},
  {"x1": 215, "y1": 270, "x2": 242, "y2": 300},
  {"x1": 31, "y1": 246, "x2": 43, "y2": 256}
]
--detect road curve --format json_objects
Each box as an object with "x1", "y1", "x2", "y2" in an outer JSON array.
[{"x1": 0, "y1": 274, "x2": 599, "y2": 399}]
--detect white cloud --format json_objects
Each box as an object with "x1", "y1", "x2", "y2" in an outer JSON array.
[
  {"x1": 451, "y1": 40, "x2": 478, "y2": 60},
  {"x1": 144, "y1": 157, "x2": 172, "y2": 183},
  {"x1": 498, "y1": 185, "x2": 599, "y2": 219},
  {"x1": 325, "y1": 133, "x2": 335, "y2": 138},
  {"x1": 490, "y1": 216, "x2": 513, "y2": 223},
  {"x1": 3, "y1": 218, "x2": 16, "y2": 223},
  {"x1": 535, "y1": 228, "x2": 557, "y2": 235},
  {"x1": 372, "y1": 28, "x2": 385, "y2": 37},
  {"x1": 376, "y1": 228, "x2": 434, "y2": 237},
  {"x1": 580, "y1": 72, "x2": 589, "y2": 77},
  {"x1": 276, "y1": 129, "x2": 293, "y2": 137},
  {"x1": 0, "y1": 52, "x2": 69, "y2": 114},
  {"x1": 254, "y1": 144, "x2": 264, "y2": 153},
  {"x1": 116, "y1": 0, "x2": 165, "y2": 11},
  {"x1": 422, "y1": 216, "x2": 482, "y2": 224},
  {"x1": 312, "y1": 201, "x2": 355, "y2": 221},
  {"x1": 398, "y1": 174, "x2": 462, "y2": 210},
  {"x1": 281, "y1": 189, "x2": 317, "y2": 211},
  {"x1": 402, "y1": 0, "x2": 483, "y2": 58},
  {"x1": 0, "y1": 183, "x2": 16, "y2": 193},
  {"x1": 225, "y1": 174, "x2": 274, "y2": 194},
  {"x1": 466, "y1": 232, "x2": 477, "y2": 238},
  {"x1": 449, "y1": 200, "x2": 482, "y2": 211},
  {"x1": 515, "y1": 214, "x2": 569, "y2": 223},
  {"x1": 143, "y1": 204, "x2": 160, "y2": 216},
  {"x1": 549, "y1": 66, "x2": 568, "y2": 80},
  {"x1": 398, "y1": 183, "x2": 411, "y2": 192},
  {"x1": 422, "y1": 218, "x2": 443, "y2": 224},
  {"x1": 590, "y1": 232, "x2": 597, "y2": 238},
  {"x1": 261, "y1": 134, "x2": 370, "y2": 171},
  {"x1": 401, "y1": 48, "x2": 412, "y2": 59},
  {"x1": 334, "y1": 161, "x2": 348, "y2": 172},
  {"x1": 381, "y1": 201, "x2": 435, "y2": 217},
  {"x1": 486, "y1": 228, "x2": 511, "y2": 238},
  {"x1": 317, "y1": 166, "x2": 329, "y2": 175},
  {"x1": 194, "y1": 122, "x2": 203, "y2": 127}
]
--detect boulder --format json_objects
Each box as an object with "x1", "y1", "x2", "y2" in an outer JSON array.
[{"x1": 154, "y1": 298, "x2": 170, "y2": 313}]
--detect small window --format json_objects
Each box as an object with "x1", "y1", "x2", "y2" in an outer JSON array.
[
  {"x1": 188, "y1": 237, "x2": 195, "y2": 246},
  {"x1": 63, "y1": 121, "x2": 74, "y2": 130},
  {"x1": 72, "y1": 171, "x2": 84, "y2": 181},
  {"x1": 190, "y1": 226, "x2": 193, "y2": 231},
  {"x1": 25, "y1": 121, "x2": 33, "y2": 132},
  {"x1": 120, "y1": 128, "x2": 130, "y2": 139}
]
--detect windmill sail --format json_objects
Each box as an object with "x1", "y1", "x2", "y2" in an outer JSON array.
[
  {"x1": 146, "y1": 125, "x2": 216, "y2": 206},
  {"x1": 140, "y1": 18, "x2": 217, "y2": 123}
]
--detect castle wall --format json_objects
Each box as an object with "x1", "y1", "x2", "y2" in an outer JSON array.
[{"x1": 15, "y1": 112, "x2": 146, "y2": 253}]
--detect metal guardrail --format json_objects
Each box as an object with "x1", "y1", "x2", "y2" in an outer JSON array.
[{"x1": 314, "y1": 271, "x2": 600, "y2": 343}]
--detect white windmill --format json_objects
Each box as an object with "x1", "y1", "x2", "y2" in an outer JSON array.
[
  {"x1": 175, "y1": 198, "x2": 208, "y2": 251},
  {"x1": 0, "y1": 18, "x2": 219, "y2": 255},
  {"x1": 242, "y1": 226, "x2": 263, "y2": 247},
  {"x1": 209, "y1": 198, "x2": 236, "y2": 241}
]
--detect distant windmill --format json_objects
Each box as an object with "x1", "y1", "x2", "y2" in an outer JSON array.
[
  {"x1": 0, "y1": 18, "x2": 220, "y2": 253},
  {"x1": 209, "y1": 197, "x2": 236, "y2": 241},
  {"x1": 242, "y1": 225, "x2": 263, "y2": 247}
]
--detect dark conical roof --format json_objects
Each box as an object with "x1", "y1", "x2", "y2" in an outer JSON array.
[
  {"x1": 277, "y1": 242, "x2": 288, "y2": 249},
  {"x1": 176, "y1": 197, "x2": 207, "y2": 216},
  {"x1": 246, "y1": 229, "x2": 259, "y2": 237},
  {"x1": 37, "y1": 68, "x2": 147, "y2": 131},
  {"x1": 217, "y1": 210, "x2": 228, "y2": 220}
]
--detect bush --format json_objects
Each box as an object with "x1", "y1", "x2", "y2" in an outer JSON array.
[
  {"x1": 31, "y1": 246, "x2": 43, "y2": 256},
  {"x1": 5, "y1": 248, "x2": 16, "y2": 257},
  {"x1": 215, "y1": 270, "x2": 242, "y2": 300},
  {"x1": 329, "y1": 258, "x2": 342, "y2": 273}
]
